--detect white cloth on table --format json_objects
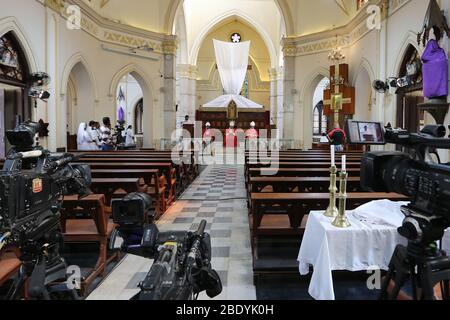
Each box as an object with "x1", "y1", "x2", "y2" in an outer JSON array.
[{"x1": 298, "y1": 200, "x2": 450, "y2": 300}]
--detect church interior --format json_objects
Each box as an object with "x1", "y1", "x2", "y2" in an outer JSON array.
[{"x1": 1, "y1": 0, "x2": 450, "y2": 302}]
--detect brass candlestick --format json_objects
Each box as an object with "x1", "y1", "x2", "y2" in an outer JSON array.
[
  {"x1": 332, "y1": 171, "x2": 351, "y2": 228},
  {"x1": 324, "y1": 165, "x2": 339, "y2": 218}
]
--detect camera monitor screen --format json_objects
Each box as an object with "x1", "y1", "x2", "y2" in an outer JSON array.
[{"x1": 346, "y1": 120, "x2": 385, "y2": 145}]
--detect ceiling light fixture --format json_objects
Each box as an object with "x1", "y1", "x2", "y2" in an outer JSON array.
[{"x1": 328, "y1": 35, "x2": 346, "y2": 62}]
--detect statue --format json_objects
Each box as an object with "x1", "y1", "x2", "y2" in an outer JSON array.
[{"x1": 227, "y1": 100, "x2": 238, "y2": 120}]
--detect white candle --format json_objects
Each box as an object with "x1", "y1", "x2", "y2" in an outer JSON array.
[
  {"x1": 342, "y1": 155, "x2": 346, "y2": 172},
  {"x1": 331, "y1": 145, "x2": 335, "y2": 167}
]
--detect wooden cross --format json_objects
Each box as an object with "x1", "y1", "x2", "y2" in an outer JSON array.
[{"x1": 323, "y1": 63, "x2": 355, "y2": 128}]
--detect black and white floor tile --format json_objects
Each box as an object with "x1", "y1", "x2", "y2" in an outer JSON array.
[{"x1": 88, "y1": 165, "x2": 255, "y2": 300}]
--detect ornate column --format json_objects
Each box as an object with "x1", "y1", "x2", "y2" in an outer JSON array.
[
  {"x1": 162, "y1": 36, "x2": 178, "y2": 140},
  {"x1": 282, "y1": 38, "x2": 297, "y2": 141},
  {"x1": 176, "y1": 64, "x2": 198, "y2": 129},
  {"x1": 269, "y1": 68, "x2": 279, "y2": 127}
]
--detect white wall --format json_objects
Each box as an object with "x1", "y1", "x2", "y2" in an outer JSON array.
[{"x1": 0, "y1": 0, "x2": 170, "y2": 150}]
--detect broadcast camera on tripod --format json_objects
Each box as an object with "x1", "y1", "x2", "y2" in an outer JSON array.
[
  {"x1": 346, "y1": 120, "x2": 450, "y2": 300},
  {"x1": 0, "y1": 121, "x2": 92, "y2": 300},
  {"x1": 109, "y1": 193, "x2": 223, "y2": 300}
]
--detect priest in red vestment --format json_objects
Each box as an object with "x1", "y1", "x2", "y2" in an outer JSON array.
[
  {"x1": 245, "y1": 121, "x2": 259, "y2": 139},
  {"x1": 225, "y1": 121, "x2": 238, "y2": 148}
]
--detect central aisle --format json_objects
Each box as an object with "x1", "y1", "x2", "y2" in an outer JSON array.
[{"x1": 88, "y1": 165, "x2": 256, "y2": 300}]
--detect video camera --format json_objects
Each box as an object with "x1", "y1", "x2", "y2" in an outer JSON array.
[
  {"x1": 0, "y1": 121, "x2": 91, "y2": 300},
  {"x1": 110, "y1": 193, "x2": 222, "y2": 300},
  {"x1": 346, "y1": 120, "x2": 450, "y2": 245}
]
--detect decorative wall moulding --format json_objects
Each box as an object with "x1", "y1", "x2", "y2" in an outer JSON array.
[
  {"x1": 283, "y1": 0, "x2": 411, "y2": 57},
  {"x1": 42, "y1": 0, "x2": 175, "y2": 56}
]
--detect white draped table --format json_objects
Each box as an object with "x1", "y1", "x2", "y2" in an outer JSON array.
[{"x1": 297, "y1": 200, "x2": 450, "y2": 300}]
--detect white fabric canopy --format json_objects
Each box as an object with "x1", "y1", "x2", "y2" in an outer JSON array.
[
  {"x1": 203, "y1": 94, "x2": 262, "y2": 109},
  {"x1": 203, "y1": 39, "x2": 263, "y2": 109}
]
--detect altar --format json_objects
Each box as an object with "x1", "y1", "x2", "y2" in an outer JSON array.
[{"x1": 197, "y1": 39, "x2": 274, "y2": 146}]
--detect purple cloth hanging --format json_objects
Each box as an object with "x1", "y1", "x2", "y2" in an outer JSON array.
[
  {"x1": 422, "y1": 39, "x2": 448, "y2": 98},
  {"x1": 118, "y1": 107, "x2": 125, "y2": 122}
]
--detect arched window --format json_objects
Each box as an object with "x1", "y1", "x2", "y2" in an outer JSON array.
[
  {"x1": 313, "y1": 101, "x2": 327, "y2": 135},
  {"x1": 0, "y1": 32, "x2": 27, "y2": 84},
  {"x1": 134, "y1": 98, "x2": 143, "y2": 134},
  {"x1": 313, "y1": 77, "x2": 330, "y2": 136},
  {"x1": 0, "y1": 32, "x2": 31, "y2": 158}
]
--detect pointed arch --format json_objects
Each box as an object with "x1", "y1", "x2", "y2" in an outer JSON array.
[
  {"x1": 295, "y1": 66, "x2": 330, "y2": 149},
  {"x1": 0, "y1": 16, "x2": 38, "y2": 73},
  {"x1": 352, "y1": 58, "x2": 376, "y2": 87},
  {"x1": 109, "y1": 63, "x2": 155, "y2": 147},
  {"x1": 109, "y1": 63, "x2": 155, "y2": 99},
  {"x1": 392, "y1": 31, "x2": 421, "y2": 77},
  {"x1": 189, "y1": 11, "x2": 277, "y2": 67},
  {"x1": 61, "y1": 52, "x2": 98, "y2": 101}
]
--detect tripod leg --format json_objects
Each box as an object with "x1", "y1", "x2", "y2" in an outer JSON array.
[
  {"x1": 6, "y1": 270, "x2": 27, "y2": 300},
  {"x1": 379, "y1": 267, "x2": 394, "y2": 300}
]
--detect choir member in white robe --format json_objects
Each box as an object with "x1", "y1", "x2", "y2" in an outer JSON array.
[{"x1": 77, "y1": 122, "x2": 92, "y2": 151}]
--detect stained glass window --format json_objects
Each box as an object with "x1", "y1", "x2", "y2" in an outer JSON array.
[{"x1": 0, "y1": 32, "x2": 26, "y2": 83}]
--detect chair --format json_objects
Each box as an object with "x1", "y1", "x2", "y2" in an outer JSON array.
[
  {"x1": 61, "y1": 194, "x2": 117, "y2": 296},
  {"x1": 0, "y1": 248, "x2": 21, "y2": 288}
]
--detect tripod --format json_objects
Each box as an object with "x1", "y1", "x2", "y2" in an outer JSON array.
[
  {"x1": 380, "y1": 243, "x2": 450, "y2": 300},
  {"x1": 6, "y1": 215, "x2": 79, "y2": 300}
]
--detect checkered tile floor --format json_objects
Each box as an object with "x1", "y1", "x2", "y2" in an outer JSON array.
[{"x1": 88, "y1": 165, "x2": 256, "y2": 300}]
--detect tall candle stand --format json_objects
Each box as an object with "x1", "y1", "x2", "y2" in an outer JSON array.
[
  {"x1": 332, "y1": 170, "x2": 351, "y2": 228},
  {"x1": 324, "y1": 165, "x2": 339, "y2": 218}
]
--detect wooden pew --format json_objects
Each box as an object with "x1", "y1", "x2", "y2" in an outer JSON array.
[
  {"x1": 81, "y1": 162, "x2": 177, "y2": 205},
  {"x1": 90, "y1": 178, "x2": 140, "y2": 206},
  {"x1": 62, "y1": 194, "x2": 117, "y2": 296},
  {"x1": 90, "y1": 169, "x2": 167, "y2": 216},
  {"x1": 249, "y1": 176, "x2": 362, "y2": 193},
  {"x1": 250, "y1": 192, "x2": 408, "y2": 274},
  {"x1": 77, "y1": 154, "x2": 194, "y2": 196},
  {"x1": 250, "y1": 192, "x2": 407, "y2": 232}
]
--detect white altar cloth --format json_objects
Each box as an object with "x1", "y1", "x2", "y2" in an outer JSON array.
[{"x1": 298, "y1": 200, "x2": 450, "y2": 300}]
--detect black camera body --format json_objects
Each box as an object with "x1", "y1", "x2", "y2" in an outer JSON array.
[
  {"x1": 346, "y1": 120, "x2": 450, "y2": 245},
  {"x1": 110, "y1": 193, "x2": 222, "y2": 300},
  {"x1": 0, "y1": 121, "x2": 91, "y2": 300}
]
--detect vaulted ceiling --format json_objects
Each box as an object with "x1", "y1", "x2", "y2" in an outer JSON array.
[{"x1": 82, "y1": 0, "x2": 358, "y2": 36}]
